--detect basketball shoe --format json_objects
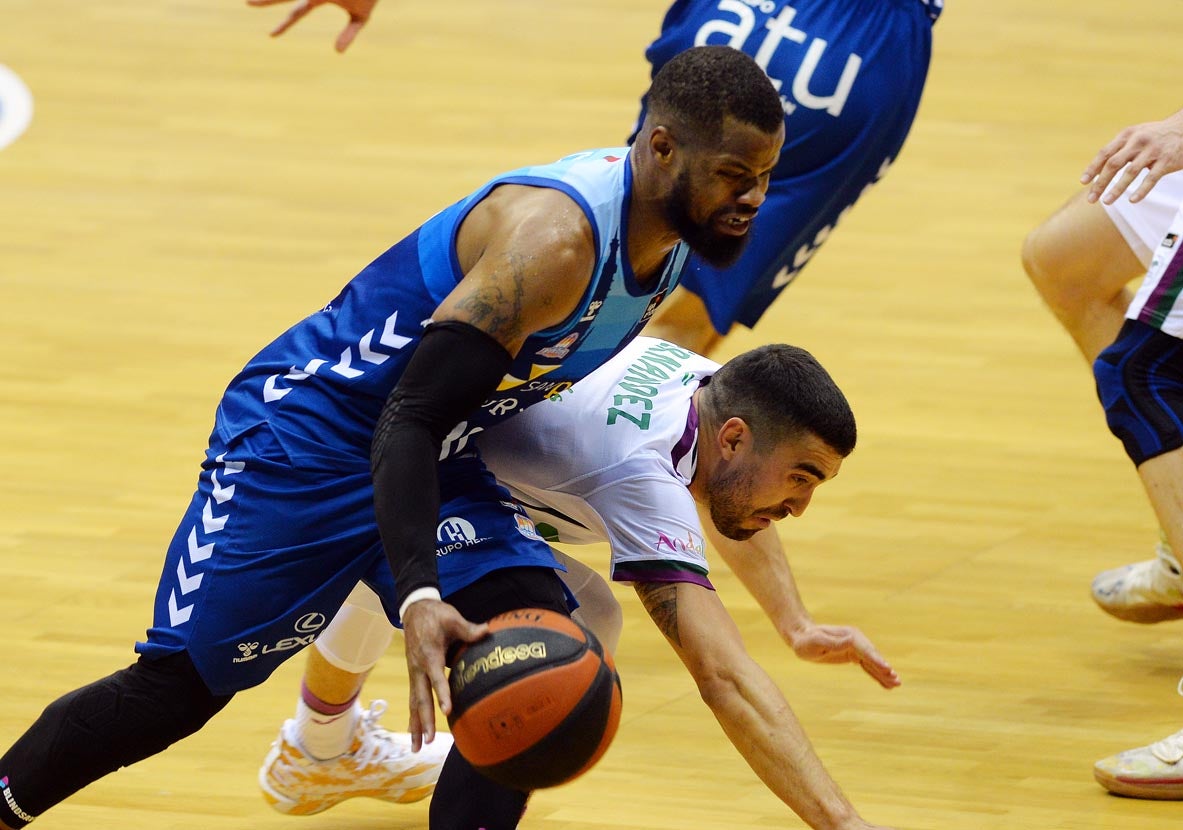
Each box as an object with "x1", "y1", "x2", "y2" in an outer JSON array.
[
  {"x1": 1094, "y1": 679, "x2": 1183, "y2": 799},
  {"x1": 1091, "y1": 540, "x2": 1183, "y2": 623},
  {"x1": 259, "y1": 700, "x2": 453, "y2": 815}
]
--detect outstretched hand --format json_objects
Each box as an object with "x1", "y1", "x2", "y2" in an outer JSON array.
[
  {"x1": 247, "y1": 0, "x2": 380, "y2": 52},
  {"x1": 1082, "y1": 110, "x2": 1183, "y2": 205},
  {"x1": 401, "y1": 598, "x2": 489, "y2": 750},
  {"x1": 789, "y1": 622, "x2": 901, "y2": 690}
]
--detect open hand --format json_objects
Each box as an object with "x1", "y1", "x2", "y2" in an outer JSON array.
[
  {"x1": 789, "y1": 622, "x2": 901, "y2": 690},
  {"x1": 248, "y1": 0, "x2": 380, "y2": 52},
  {"x1": 1082, "y1": 110, "x2": 1183, "y2": 205}
]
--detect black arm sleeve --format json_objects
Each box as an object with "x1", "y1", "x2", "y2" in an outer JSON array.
[{"x1": 371, "y1": 321, "x2": 514, "y2": 610}]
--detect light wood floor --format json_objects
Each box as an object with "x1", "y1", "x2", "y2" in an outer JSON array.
[{"x1": 3, "y1": 1, "x2": 1182, "y2": 827}]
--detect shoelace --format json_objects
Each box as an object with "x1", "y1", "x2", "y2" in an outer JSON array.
[{"x1": 352, "y1": 700, "x2": 411, "y2": 769}]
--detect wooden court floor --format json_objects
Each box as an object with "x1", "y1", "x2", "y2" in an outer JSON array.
[{"x1": 2, "y1": 1, "x2": 1182, "y2": 827}]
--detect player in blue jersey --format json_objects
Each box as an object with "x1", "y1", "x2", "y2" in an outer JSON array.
[
  {"x1": 249, "y1": 0, "x2": 937, "y2": 813},
  {"x1": 0, "y1": 46, "x2": 784, "y2": 830},
  {"x1": 253, "y1": 0, "x2": 940, "y2": 355}
]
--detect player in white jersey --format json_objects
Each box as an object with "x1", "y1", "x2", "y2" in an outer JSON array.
[
  {"x1": 1024, "y1": 114, "x2": 1183, "y2": 624},
  {"x1": 261, "y1": 338, "x2": 903, "y2": 830},
  {"x1": 1024, "y1": 112, "x2": 1183, "y2": 798}
]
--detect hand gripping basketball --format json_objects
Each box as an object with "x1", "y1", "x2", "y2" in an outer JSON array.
[
  {"x1": 446, "y1": 608, "x2": 622, "y2": 791},
  {"x1": 402, "y1": 598, "x2": 489, "y2": 751}
]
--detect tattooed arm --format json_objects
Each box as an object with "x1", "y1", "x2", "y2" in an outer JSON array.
[
  {"x1": 634, "y1": 581, "x2": 895, "y2": 830},
  {"x1": 378, "y1": 184, "x2": 597, "y2": 747}
]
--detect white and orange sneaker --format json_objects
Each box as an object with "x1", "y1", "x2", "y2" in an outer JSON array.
[
  {"x1": 1091, "y1": 541, "x2": 1183, "y2": 624},
  {"x1": 259, "y1": 700, "x2": 453, "y2": 815}
]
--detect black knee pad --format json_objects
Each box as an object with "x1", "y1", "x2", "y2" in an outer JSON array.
[
  {"x1": 1094, "y1": 319, "x2": 1183, "y2": 466},
  {"x1": 0, "y1": 651, "x2": 232, "y2": 827}
]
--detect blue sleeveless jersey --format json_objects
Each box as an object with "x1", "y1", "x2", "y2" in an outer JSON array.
[
  {"x1": 213, "y1": 148, "x2": 689, "y2": 464},
  {"x1": 635, "y1": 0, "x2": 937, "y2": 331}
]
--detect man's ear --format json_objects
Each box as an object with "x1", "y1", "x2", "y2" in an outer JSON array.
[
  {"x1": 648, "y1": 124, "x2": 677, "y2": 169},
  {"x1": 717, "y1": 417, "x2": 749, "y2": 460}
]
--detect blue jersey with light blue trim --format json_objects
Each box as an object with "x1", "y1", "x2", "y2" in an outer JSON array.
[{"x1": 213, "y1": 148, "x2": 689, "y2": 463}]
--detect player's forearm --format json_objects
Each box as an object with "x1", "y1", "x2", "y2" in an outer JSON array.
[
  {"x1": 639, "y1": 581, "x2": 868, "y2": 830},
  {"x1": 704, "y1": 515, "x2": 812, "y2": 643},
  {"x1": 698, "y1": 661, "x2": 860, "y2": 830},
  {"x1": 372, "y1": 417, "x2": 444, "y2": 604},
  {"x1": 370, "y1": 322, "x2": 513, "y2": 608}
]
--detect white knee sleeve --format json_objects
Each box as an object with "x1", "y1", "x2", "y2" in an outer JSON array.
[{"x1": 315, "y1": 583, "x2": 398, "y2": 674}]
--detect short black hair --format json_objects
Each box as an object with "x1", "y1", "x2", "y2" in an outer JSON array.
[
  {"x1": 646, "y1": 45, "x2": 784, "y2": 147},
  {"x1": 702, "y1": 344, "x2": 856, "y2": 457}
]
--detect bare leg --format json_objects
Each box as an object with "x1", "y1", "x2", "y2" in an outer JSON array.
[
  {"x1": 642, "y1": 286, "x2": 726, "y2": 357},
  {"x1": 1089, "y1": 429, "x2": 1183, "y2": 623},
  {"x1": 1139, "y1": 449, "x2": 1183, "y2": 565},
  {"x1": 1021, "y1": 188, "x2": 1142, "y2": 362}
]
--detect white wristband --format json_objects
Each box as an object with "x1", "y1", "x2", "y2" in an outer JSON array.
[{"x1": 398, "y1": 587, "x2": 442, "y2": 621}]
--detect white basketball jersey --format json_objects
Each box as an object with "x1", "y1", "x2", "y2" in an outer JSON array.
[{"x1": 476, "y1": 337, "x2": 718, "y2": 587}]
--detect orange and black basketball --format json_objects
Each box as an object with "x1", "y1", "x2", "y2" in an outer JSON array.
[{"x1": 445, "y1": 607, "x2": 622, "y2": 790}]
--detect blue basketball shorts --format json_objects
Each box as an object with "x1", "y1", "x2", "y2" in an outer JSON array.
[
  {"x1": 1094, "y1": 319, "x2": 1183, "y2": 466},
  {"x1": 135, "y1": 422, "x2": 563, "y2": 695},
  {"x1": 640, "y1": 0, "x2": 934, "y2": 331}
]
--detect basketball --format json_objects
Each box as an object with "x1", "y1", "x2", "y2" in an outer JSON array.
[{"x1": 445, "y1": 607, "x2": 622, "y2": 790}]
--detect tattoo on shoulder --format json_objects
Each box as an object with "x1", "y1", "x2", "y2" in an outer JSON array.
[
  {"x1": 455, "y1": 252, "x2": 532, "y2": 342},
  {"x1": 636, "y1": 582, "x2": 681, "y2": 648}
]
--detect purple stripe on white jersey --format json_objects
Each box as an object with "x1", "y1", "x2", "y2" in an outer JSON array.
[
  {"x1": 1137, "y1": 242, "x2": 1183, "y2": 330},
  {"x1": 612, "y1": 566, "x2": 715, "y2": 590},
  {"x1": 670, "y1": 394, "x2": 699, "y2": 479},
  {"x1": 1129, "y1": 212, "x2": 1183, "y2": 338}
]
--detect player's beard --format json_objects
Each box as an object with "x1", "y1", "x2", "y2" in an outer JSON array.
[
  {"x1": 665, "y1": 169, "x2": 753, "y2": 268},
  {"x1": 705, "y1": 462, "x2": 787, "y2": 541}
]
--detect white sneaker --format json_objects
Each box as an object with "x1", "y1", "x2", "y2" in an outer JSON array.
[
  {"x1": 1091, "y1": 541, "x2": 1183, "y2": 623},
  {"x1": 259, "y1": 700, "x2": 453, "y2": 815},
  {"x1": 1095, "y1": 731, "x2": 1183, "y2": 799},
  {"x1": 1095, "y1": 678, "x2": 1183, "y2": 799}
]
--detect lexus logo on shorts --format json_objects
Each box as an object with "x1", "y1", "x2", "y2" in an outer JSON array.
[{"x1": 294, "y1": 612, "x2": 326, "y2": 633}]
